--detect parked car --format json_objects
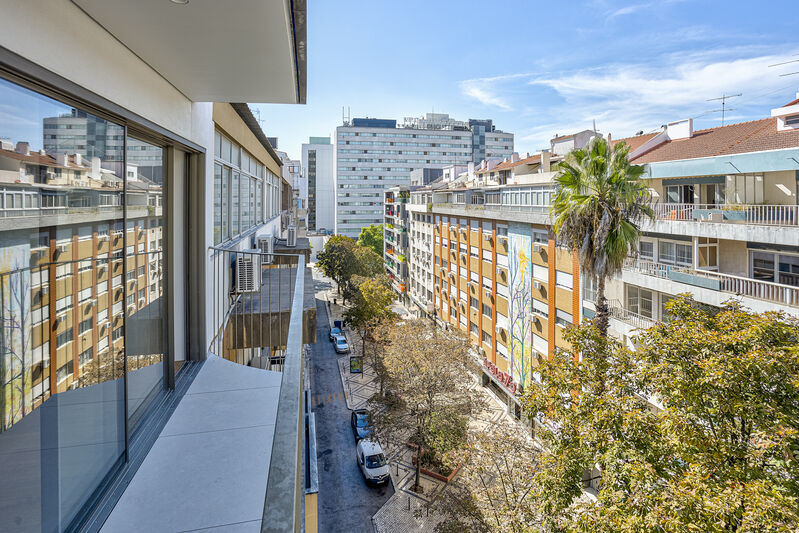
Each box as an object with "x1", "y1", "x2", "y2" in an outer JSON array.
[
  {"x1": 356, "y1": 439, "x2": 390, "y2": 485},
  {"x1": 334, "y1": 334, "x2": 349, "y2": 354},
  {"x1": 350, "y1": 409, "x2": 373, "y2": 441},
  {"x1": 328, "y1": 326, "x2": 341, "y2": 341}
]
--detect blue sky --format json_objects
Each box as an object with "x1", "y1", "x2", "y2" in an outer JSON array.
[{"x1": 252, "y1": 0, "x2": 799, "y2": 161}]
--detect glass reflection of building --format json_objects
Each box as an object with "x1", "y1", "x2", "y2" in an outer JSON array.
[{"x1": 0, "y1": 76, "x2": 166, "y2": 531}]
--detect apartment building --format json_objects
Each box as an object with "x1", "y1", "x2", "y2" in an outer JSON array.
[
  {"x1": 0, "y1": 2, "x2": 310, "y2": 532},
  {"x1": 336, "y1": 113, "x2": 513, "y2": 238},
  {"x1": 394, "y1": 99, "x2": 799, "y2": 422},
  {"x1": 601, "y1": 108, "x2": 799, "y2": 345},
  {"x1": 302, "y1": 136, "x2": 335, "y2": 233}
]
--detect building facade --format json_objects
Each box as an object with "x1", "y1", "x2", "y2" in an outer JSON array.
[
  {"x1": 394, "y1": 103, "x2": 799, "y2": 424},
  {"x1": 0, "y1": 1, "x2": 310, "y2": 531},
  {"x1": 336, "y1": 113, "x2": 513, "y2": 238},
  {"x1": 602, "y1": 112, "x2": 799, "y2": 347},
  {"x1": 302, "y1": 136, "x2": 335, "y2": 233}
]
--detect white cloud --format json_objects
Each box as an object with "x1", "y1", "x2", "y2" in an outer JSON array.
[
  {"x1": 509, "y1": 48, "x2": 799, "y2": 150},
  {"x1": 606, "y1": 0, "x2": 691, "y2": 20},
  {"x1": 458, "y1": 73, "x2": 534, "y2": 110}
]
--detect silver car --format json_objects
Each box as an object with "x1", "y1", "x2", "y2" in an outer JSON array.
[{"x1": 333, "y1": 334, "x2": 349, "y2": 354}]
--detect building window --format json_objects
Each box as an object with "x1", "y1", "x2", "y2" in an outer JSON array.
[
  {"x1": 470, "y1": 322, "x2": 479, "y2": 336},
  {"x1": 470, "y1": 296, "x2": 479, "y2": 309},
  {"x1": 482, "y1": 303, "x2": 492, "y2": 318},
  {"x1": 56, "y1": 329, "x2": 73, "y2": 348},
  {"x1": 79, "y1": 317, "x2": 93, "y2": 334},
  {"x1": 639, "y1": 240, "x2": 654, "y2": 261},
  {"x1": 79, "y1": 347, "x2": 93, "y2": 366},
  {"x1": 482, "y1": 331, "x2": 492, "y2": 345},
  {"x1": 627, "y1": 285, "x2": 653, "y2": 318},
  {"x1": 555, "y1": 309, "x2": 573, "y2": 327}
]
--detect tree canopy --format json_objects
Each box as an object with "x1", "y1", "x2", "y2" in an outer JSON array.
[
  {"x1": 316, "y1": 235, "x2": 383, "y2": 296},
  {"x1": 550, "y1": 137, "x2": 653, "y2": 336},
  {"x1": 357, "y1": 223, "x2": 385, "y2": 257},
  {"x1": 521, "y1": 297, "x2": 799, "y2": 532},
  {"x1": 370, "y1": 320, "x2": 484, "y2": 492}
]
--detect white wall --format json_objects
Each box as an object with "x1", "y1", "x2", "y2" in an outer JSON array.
[
  {"x1": 302, "y1": 142, "x2": 334, "y2": 232},
  {"x1": 0, "y1": 0, "x2": 197, "y2": 143}
]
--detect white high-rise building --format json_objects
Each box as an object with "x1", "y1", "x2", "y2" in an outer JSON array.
[
  {"x1": 302, "y1": 136, "x2": 335, "y2": 233},
  {"x1": 335, "y1": 114, "x2": 513, "y2": 238}
]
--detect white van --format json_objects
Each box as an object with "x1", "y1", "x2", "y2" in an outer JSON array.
[{"x1": 355, "y1": 439, "x2": 389, "y2": 485}]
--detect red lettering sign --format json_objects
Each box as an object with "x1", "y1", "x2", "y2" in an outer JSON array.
[{"x1": 483, "y1": 357, "x2": 520, "y2": 396}]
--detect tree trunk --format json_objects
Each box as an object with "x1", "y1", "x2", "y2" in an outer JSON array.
[
  {"x1": 594, "y1": 275, "x2": 609, "y2": 337},
  {"x1": 414, "y1": 446, "x2": 422, "y2": 493}
]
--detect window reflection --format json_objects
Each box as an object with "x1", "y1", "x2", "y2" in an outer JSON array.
[{"x1": 0, "y1": 76, "x2": 166, "y2": 531}]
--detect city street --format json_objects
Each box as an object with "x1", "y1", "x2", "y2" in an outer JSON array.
[{"x1": 310, "y1": 294, "x2": 393, "y2": 533}]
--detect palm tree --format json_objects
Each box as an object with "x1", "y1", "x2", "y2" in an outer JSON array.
[{"x1": 550, "y1": 136, "x2": 653, "y2": 337}]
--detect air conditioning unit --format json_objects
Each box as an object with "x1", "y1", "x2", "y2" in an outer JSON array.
[
  {"x1": 99, "y1": 235, "x2": 109, "y2": 242},
  {"x1": 467, "y1": 281, "x2": 474, "y2": 288},
  {"x1": 483, "y1": 233, "x2": 492, "y2": 242},
  {"x1": 40, "y1": 286, "x2": 49, "y2": 296},
  {"x1": 534, "y1": 281, "x2": 543, "y2": 290},
  {"x1": 32, "y1": 249, "x2": 48, "y2": 260},
  {"x1": 257, "y1": 235, "x2": 274, "y2": 264},
  {"x1": 235, "y1": 251, "x2": 261, "y2": 293},
  {"x1": 498, "y1": 236, "x2": 508, "y2": 246},
  {"x1": 533, "y1": 243, "x2": 543, "y2": 253},
  {"x1": 286, "y1": 225, "x2": 297, "y2": 247},
  {"x1": 138, "y1": 298, "x2": 146, "y2": 307},
  {"x1": 484, "y1": 289, "x2": 492, "y2": 300}
]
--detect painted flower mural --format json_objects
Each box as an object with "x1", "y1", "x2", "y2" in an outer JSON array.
[{"x1": 507, "y1": 223, "x2": 533, "y2": 390}]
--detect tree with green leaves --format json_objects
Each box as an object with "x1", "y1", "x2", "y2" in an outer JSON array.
[
  {"x1": 550, "y1": 137, "x2": 653, "y2": 336},
  {"x1": 357, "y1": 223, "x2": 385, "y2": 257},
  {"x1": 343, "y1": 275, "x2": 397, "y2": 393},
  {"x1": 370, "y1": 320, "x2": 484, "y2": 493},
  {"x1": 520, "y1": 297, "x2": 799, "y2": 532},
  {"x1": 316, "y1": 235, "x2": 359, "y2": 293}
]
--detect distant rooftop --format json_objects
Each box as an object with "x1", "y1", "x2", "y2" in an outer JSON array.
[{"x1": 307, "y1": 136, "x2": 330, "y2": 144}]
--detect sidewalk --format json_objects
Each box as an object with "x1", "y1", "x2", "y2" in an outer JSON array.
[{"x1": 312, "y1": 267, "x2": 515, "y2": 533}]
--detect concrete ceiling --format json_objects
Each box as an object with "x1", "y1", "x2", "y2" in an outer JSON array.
[{"x1": 72, "y1": 0, "x2": 306, "y2": 104}]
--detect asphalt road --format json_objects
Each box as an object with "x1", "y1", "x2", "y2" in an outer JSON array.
[{"x1": 311, "y1": 295, "x2": 393, "y2": 533}]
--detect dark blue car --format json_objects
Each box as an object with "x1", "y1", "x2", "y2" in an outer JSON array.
[{"x1": 350, "y1": 409, "x2": 372, "y2": 441}]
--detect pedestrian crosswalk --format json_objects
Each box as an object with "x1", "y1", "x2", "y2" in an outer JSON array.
[{"x1": 311, "y1": 392, "x2": 347, "y2": 406}]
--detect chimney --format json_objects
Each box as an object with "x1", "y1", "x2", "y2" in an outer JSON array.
[
  {"x1": 55, "y1": 153, "x2": 69, "y2": 167},
  {"x1": 541, "y1": 149, "x2": 551, "y2": 173},
  {"x1": 511, "y1": 152, "x2": 520, "y2": 163},
  {"x1": 15, "y1": 142, "x2": 30, "y2": 156},
  {"x1": 91, "y1": 157, "x2": 101, "y2": 179},
  {"x1": 73, "y1": 153, "x2": 82, "y2": 166},
  {"x1": 0, "y1": 140, "x2": 12, "y2": 151},
  {"x1": 666, "y1": 118, "x2": 693, "y2": 140}
]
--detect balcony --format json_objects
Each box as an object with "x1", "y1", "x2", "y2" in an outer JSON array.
[
  {"x1": 622, "y1": 258, "x2": 799, "y2": 315},
  {"x1": 651, "y1": 202, "x2": 798, "y2": 226},
  {"x1": 102, "y1": 249, "x2": 312, "y2": 531}
]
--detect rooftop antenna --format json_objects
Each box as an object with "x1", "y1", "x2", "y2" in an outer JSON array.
[
  {"x1": 592, "y1": 119, "x2": 597, "y2": 133},
  {"x1": 768, "y1": 56, "x2": 799, "y2": 78},
  {"x1": 706, "y1": 93, "x2": 741, "y2": 126},
  {"x1": 252, "y1": 107, "x2": 266, "y2": 129}
]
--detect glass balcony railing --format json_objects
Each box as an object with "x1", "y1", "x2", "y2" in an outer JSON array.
[{"x1": 208, "y1": 247, "x2": 308, "y2": 531}]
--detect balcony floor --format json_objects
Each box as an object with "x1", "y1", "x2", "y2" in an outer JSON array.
[{"x1": 101, "y1": 355, "x2": 282, "y2": 532}]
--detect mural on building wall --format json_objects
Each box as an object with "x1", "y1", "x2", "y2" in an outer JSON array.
[
  {"x1": 0, "y1": 244, "x2": 32, "y2": 431},
  {"x1": 507, "y1": 223, "x2": 533, "y2": 391}
]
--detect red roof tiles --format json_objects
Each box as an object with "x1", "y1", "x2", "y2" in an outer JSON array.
[
  {"x1": 610, "y1": 132, "x2": 658, "y2": 153},
  {"x1": 630, "y1": 118, "x2": 799, "y2": 164}
]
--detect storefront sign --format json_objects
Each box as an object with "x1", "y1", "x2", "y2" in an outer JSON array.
[{"x1": 483, "y1": 357, "x2": 519, "y2": 396}]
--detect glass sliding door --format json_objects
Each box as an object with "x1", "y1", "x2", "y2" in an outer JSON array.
[
  {"x1": 0, "y1": 77, "x2": 126, "y2": 532},
  {"x1": 0, "y1": 75, "x2": 172, "y2": 531},
  {"x1": 124, "y1": 137, "x2": 166, "y2": 430}
]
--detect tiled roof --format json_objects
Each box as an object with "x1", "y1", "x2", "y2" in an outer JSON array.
[
  {"x1": 782, "y1": 97, "x2": 799, "y2": 108},
  {"x1": 476, "y1": 153, "x2": 542, "y2": 173},
  {"x1": 630, "y1": 118, "x2": 799, "y2": 164},
  {"x1": 610, "y1": 132, "x2": 658, "y2": 153}
]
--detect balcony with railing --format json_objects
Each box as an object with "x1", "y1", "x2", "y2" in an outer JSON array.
[
  {"x1": 651, "y1": 202, "x2": 798, "y2": 226},
  {"x1": 99, "y1": 248, "x2": 315, "y2": 532},
  {"x1": 622, "y1": 258, "x2": 799, "y2": 313}
]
